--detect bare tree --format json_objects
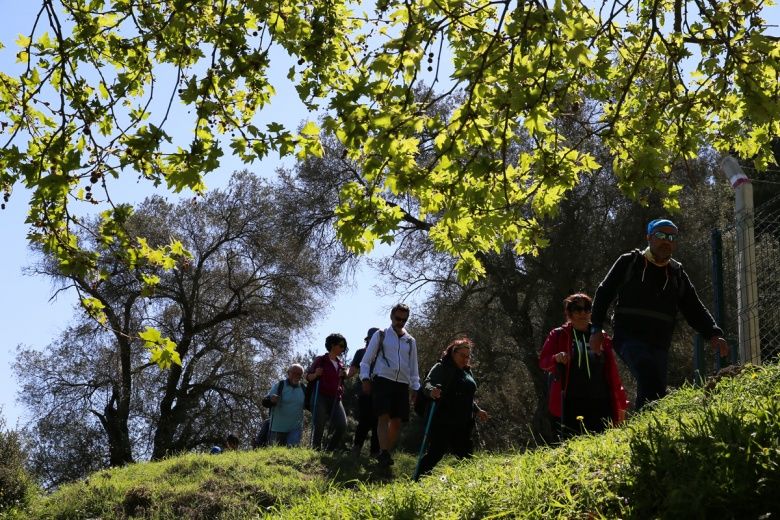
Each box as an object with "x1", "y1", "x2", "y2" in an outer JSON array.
[{"x1": 16, "y1": 170, "x2": 338, "y2": 482}]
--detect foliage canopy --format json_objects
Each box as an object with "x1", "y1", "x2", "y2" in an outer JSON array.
[{"x1": 1, "y1": 0, "x2": 778, "y2": 281}]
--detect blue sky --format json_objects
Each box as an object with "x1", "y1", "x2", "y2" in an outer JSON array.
[{"x1": 0, "y1": 4, "x2": 411, "y2": 428}]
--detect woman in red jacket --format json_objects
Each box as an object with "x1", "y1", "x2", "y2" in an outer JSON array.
[{"x1": 539, "y1": 293, "x2": 628, "y2": 438}]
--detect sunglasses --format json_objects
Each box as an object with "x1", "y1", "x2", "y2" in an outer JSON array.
[
  {"x1": 568, "y1": 305, "x2": 592, "y2": 313},
  {"x1": 651, "y1": 230, "x2": 677, "y2": 242}
]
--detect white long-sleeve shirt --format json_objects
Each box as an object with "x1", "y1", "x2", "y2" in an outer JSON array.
[{"x1": 359, "y1": 326, "x2": 420, "y2": 390}]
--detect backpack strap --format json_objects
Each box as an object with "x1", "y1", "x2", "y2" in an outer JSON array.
[
  {"x1": 620, "y1": 249, "x2": 643, "y2": 289},
  {"x1": 668, "y1": 258, "x2": 686, "y2": 300},
  {"x1": 374, "y1": 329, "x2": 413, "y2": 371},
  {"x1": 371, "y1": 330, "x2": 386, "y2": 376}
]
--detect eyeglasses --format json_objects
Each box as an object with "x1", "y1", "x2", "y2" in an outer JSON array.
[
  {"x1": 568, "y1": 305, "x2": 592, "y2": 313},
  {"x1": 651, "y1": 230, "x2": 677, "y2": 242},
  {"x1": 392, "y1": 315, "x2": 408, "y2": 323}
]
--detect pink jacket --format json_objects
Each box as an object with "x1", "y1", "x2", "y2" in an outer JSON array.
[{"x1": 539, "y1": 322, "x2": 628, "y2": 423}]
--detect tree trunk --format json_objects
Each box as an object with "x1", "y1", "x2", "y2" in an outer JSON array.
[{"x1": 151, "y1": 362, "x2": 184, "y2": 460}]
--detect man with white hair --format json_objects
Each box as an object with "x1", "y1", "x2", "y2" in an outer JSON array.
[{"x1": 264, "y1": 363, "x2": 305, "y2": 446}]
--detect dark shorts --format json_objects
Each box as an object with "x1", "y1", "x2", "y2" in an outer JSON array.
[{"x1": 372, "y1": 376, "x2": 410, "y2": 421}]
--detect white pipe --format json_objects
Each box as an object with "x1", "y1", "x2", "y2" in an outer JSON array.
[{"x1": 720, "y1": 155, "x2": 761, "y2": 365}]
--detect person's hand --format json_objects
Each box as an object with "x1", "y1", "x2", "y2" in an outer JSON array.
[
  {"x1": 270, "y1": 395, "x2": 279, "y2": 404},
  {"x1": 339, "y1": 367, "x2": 348, "y2": 378},
  {"x1": 430, "y1": 387, "x2": 442, "y2": 400},
  {"x1": 710, "y1": 336, "x2": 729, "y2": 358},
  {"x1": 477, "y1": 409, "x2": 489, "y2": 422},
  {"x1": 410, "y1": 389, "x2": 417, "y2": 405},
  {"x1": 553, "y1": 352, "x2": 568, "y2": 364},
  {"x1": 590, "y1": 330, "x2": 604, "y2": 354},
  {"x1": 361, "y1": 380, "x2": 372, "y2": 395},
  {"x1": 314, "y1": 367, "x2": 323, "y2": 378},
  {"x1": 616, "y1": 409, "x2": 626, "y2": 424}
]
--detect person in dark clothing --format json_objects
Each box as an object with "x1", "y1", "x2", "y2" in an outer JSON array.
[
  {"x1": 306, "y1": 333, "x2": 349, "y2": 451},
  {"x1": 416, "y1": 337, "x2": 489, "y2": 479},
  {"x1": 347, "y1": 327, "x2": 380, "y2": 456},
  {"x1": 540, "y1": 293, "x2": 628, "y2": 438},
  {"x1": 590, "y1": 218, "x2": 729, "y2": 410}
]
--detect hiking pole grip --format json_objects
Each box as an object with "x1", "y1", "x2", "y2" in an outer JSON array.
[{"x1": 413, "y1": 400, "x2": 437, "y2": 481}]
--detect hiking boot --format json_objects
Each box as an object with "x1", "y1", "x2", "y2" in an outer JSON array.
[{"x1": 377, "y1": 450, "x2": 394, "y2": 467}]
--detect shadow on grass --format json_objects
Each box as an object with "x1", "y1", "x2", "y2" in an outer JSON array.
[{"x1": 317, "y1": 450, "x2": 418, "y2": 487}]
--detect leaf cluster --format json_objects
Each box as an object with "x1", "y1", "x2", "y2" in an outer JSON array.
[{"x1": 1, "y1": 0, "x2": 778, "y2": 286}]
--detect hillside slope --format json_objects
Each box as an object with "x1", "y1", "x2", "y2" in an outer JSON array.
[{"x1": 5, "y1": 363, "x2": 779, "y2": 519}]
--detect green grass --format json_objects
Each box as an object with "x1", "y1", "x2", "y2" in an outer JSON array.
[{"x1": 6, "y1": 363, "x2": 779, "y2": 519}]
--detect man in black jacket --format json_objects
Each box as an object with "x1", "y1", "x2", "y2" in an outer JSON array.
[{"x1": 590, "y1": 219, "x2": 729, "y2": 410}]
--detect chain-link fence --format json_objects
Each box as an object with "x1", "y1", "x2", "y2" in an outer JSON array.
[
  {"x1": 750, "y1": 187, "x2": 780, "y2": 362},
  {"x1": 691, "y1": 182, "x2": 780, "y2": 377}
]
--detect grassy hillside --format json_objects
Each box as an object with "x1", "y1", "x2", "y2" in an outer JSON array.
[{"x1": 5, "y1": 363, "x2": 779, "y2": 519}]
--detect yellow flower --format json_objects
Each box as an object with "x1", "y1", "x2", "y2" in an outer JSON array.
[{"x1": 576, "y1": 415, "x2": 584, "y2": 422}]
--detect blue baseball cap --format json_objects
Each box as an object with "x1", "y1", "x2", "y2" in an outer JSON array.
[{"x1": 647, "y1": 219, "x2": 678, "y2": 235}]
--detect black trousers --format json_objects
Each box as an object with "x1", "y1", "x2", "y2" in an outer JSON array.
[
  {"x1": 417, "y1": 420, "x2": 473, "y2": 478},
  {"x1": 353, "y1": 392, "x2": 379, "y2": 454}
]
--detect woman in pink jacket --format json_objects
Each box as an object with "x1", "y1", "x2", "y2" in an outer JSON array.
[{"x1": 539, "y1": 293, "x2": 628, "y2": 438}]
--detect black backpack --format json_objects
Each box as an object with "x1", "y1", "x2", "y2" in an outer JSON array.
[
  {"x1": 261, "y1": 379, "x2": 285, "y2": 408},
  {"x1": 304, "y1": 355, "x2": 326, "y2": 411},
  {"x1": 414, "y1": 387, "x2": 432, "y2": 417},
  {"x1": 252, "y1": 418, "x2": 271, "y2": 448}
]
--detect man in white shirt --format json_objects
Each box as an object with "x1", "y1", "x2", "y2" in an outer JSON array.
[{"x1": 360, "y1": 303, "x2": 421, "y2": 467}]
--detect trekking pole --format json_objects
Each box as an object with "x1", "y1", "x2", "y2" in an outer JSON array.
[
  {"x1": 322, "y1": 395, "x2": 340, "y2": 450},
  {"x1": 412, "y1": 400, "x2": 437, "y2": 481},
  {"x1": 322, "y1": 360, "x2": 346, "y2": 451},
  {"x1": 268, "y1": 406, "x2": 275, "y2": 447},
  {"x1": 558, "y1": 362, "x2": 566, "y2": 442},
  {"x1": 310, "y1": 378, "x2": 320, "y2": 449},
  {"x1": 474, "y1": 415, "x2": 486, "y2": 451}
]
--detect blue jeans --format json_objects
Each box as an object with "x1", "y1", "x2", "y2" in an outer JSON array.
[
  {"x1": 271, "y1": 427, "x2": 302, "y2": 447},
  {"x1": 312, "y1": 395, "x2": 346, "y2": 450},
  {"x1": 615, "y1": 339, "x2": 669, "y2": 411}
]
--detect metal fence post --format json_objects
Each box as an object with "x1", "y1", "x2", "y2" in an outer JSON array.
[
  {"x1": 709, "y1": 228, "x2": 738, "y2": 367},
  {"x1": 721, "y1": 156, "x2": 761, "y2": 365}
]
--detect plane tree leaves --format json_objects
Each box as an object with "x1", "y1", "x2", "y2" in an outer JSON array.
[{"x1": 0, "y1": 0, "x2": 778, "y2": 323}]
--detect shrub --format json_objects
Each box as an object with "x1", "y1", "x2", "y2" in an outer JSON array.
[
  {"x1": 626, "y1": 367, "x2": 780, "y2": 518},
  {"x1": 0, "y1": 415, "x2": 34, "y2": 513}
]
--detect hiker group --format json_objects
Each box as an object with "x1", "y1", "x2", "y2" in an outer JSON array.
[{"x1": 222, "y1": 218, "x2": 729, "y2": 478}]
